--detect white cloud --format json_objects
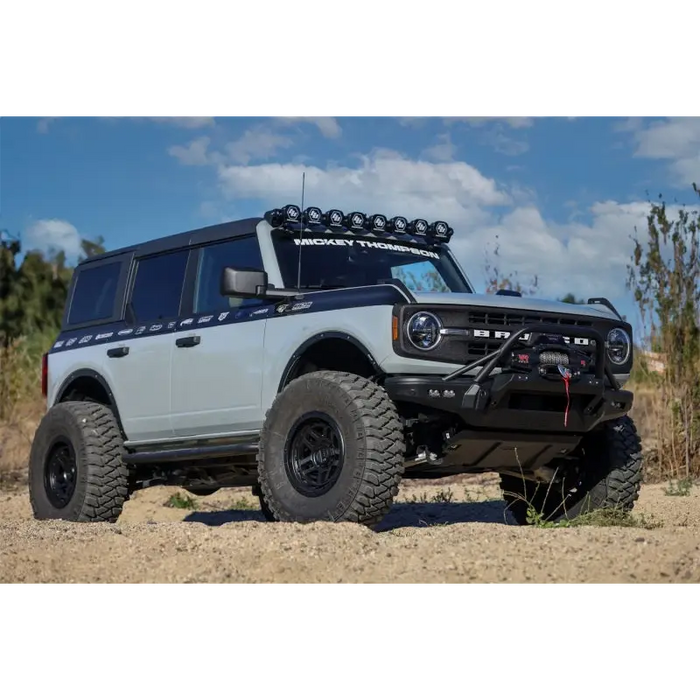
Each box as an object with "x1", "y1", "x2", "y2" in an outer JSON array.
[
  {"x1": 479, "y1": 126, "x2": 530, "y2": 156},
  {"x1": 398, "y1": 117, "x2": 429, "y2": 128},
  {"x1": 630, "y1": 117, "x2": 700, "y2": 186},
  {"x1": 168, "y1": 136, "x2": 212, "y2": 166},
  {"x1": 395, "y1": 114, "x2": 583, "y2": 129},
  {"x1": 447, "y1": 117, "x2": 535, "y2": 129},
  {"x1": 100, "y1": 114, "x2": 216, "y2": 129},
  {"x1": 225, "y1": 126, "x2": 294, "y2": 165},
  {"x1": 420, "y1": 133, "x2": 456, "y2": 162},
  {"x1": 450, "y1": 200, "x2": 651, "y2": 299},
  {"x1": 216, "y1": 150, "x2": 511, "y2": 223},
  {"x1": 24, "y1": 219, "x2": 83, "y2": 259},
  {"x1": 171, "y1": 137, "x2": 651, "y2": 301},
  {"x1": 274, "y1": 117, "x2": 342, "y2": 138},
  {"x1": 37, "y1": 118, "x2": 54, "y2": 133}
]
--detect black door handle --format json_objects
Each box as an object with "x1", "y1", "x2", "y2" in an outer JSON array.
[
  {"x1": 107, "y1": 346, "x2": 129, "y2": 358},
  {"x1": 176, "y1": 335, "x2": 201, "y2": 348}
]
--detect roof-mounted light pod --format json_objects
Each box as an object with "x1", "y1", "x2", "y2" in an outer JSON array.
[
  {"x1": 368, "y1": 214, "x2": 387, "y2": 233},
  {"x1": 388, "y1": 216, "x2": 408, "y2": 235},
  {"x1": 427, "y1": 220, "x2": 453, "y2": 243},
  {"x1": 344, "y1": 211, "x2": 367, "y2": 232},
  {"x1": 263, "y1": 204, "x2": 302, "y2": 228},
  {"x1": 323, "y1": 209, "x2": 345, "y2": 230},
  {"x1": 409, "y1": 219, "x2": 429, "y2": 237},
  {"x1": 303, "y1": 207, "x2": 323, "y2": 226}
]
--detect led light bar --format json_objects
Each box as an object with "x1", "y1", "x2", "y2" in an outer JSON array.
[{"x1": 265, "y1": 204, "x2": 453, "y2": 243}]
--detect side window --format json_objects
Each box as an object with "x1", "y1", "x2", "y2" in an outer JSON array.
[
  {"x1": 129, "y1": 249, "x2": 189, "y2": 323},
  {"x1": 194, "y1": 236, "x2": 264, "y2": 314},
  {"x1": 68, "y1": 261, "x2": 121, "y2": 326}
]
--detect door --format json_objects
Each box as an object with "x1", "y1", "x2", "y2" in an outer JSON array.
[
  {"x1": 170, "y1": 235, "x2": 268, "y2": 437},
  {"x1": 106, "y1": 248, "x2": 190, "y2": 443}
]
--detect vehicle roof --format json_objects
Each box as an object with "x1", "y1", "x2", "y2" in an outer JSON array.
[{"x1": 78, "y1": 217, "x2": 263, "y2": 266}]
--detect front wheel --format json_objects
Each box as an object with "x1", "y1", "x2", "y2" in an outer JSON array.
[
  {"x1": 257, "y1": 371, "x2": 405, "y2": 528},
  {"x1": 501, "y1": 415, "x2": 643, "y2": 525}
]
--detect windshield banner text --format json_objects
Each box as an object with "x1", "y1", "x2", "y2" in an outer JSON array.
[{"x1": 292, "y1": 237, "x2": 440, "y2": 260}]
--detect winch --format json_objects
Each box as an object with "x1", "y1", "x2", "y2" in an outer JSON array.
[{"x1": 507, "y1": 331, "x2": 592, "y2": 379}]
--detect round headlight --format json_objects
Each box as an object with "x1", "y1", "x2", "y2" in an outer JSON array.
[
  {"x1": 407, "y1": 312, "x2": 442, "y2": 351},
  {"x1": 606, "y1": 328, "x2": 631, "y2": 365}
]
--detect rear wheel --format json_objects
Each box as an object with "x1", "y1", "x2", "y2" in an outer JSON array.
[
  {"x1": 29, "y1": 401, "x2": 128, "y2": 522},
  {"x1": 257, "y1": 371, "x2": 405, "y2": 528},
  {"x1": 501, "y1": 415, "x2": 643, "y2": 525}
]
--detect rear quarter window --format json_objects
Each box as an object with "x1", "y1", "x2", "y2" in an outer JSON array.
[{"x1": 67, "y1": 261, "x2": 121, "y2": 326}]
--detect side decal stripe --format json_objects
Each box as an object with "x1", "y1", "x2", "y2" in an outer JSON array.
[{"x1": 49, "y1": 285, "x2": 407, "y2": 354}]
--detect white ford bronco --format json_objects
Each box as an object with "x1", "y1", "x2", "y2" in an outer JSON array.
[{"x1": 29, "y1": 204, "x2": 642, "y2": 527}]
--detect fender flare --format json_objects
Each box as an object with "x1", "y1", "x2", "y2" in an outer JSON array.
[
  {"x1": 55, "y1": 369, "x2": 125, "y2": 435},
  {"x1": 277, "y1": 332, "x2": 381, "y2": 393}
]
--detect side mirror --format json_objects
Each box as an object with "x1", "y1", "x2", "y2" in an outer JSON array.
[{"x1": 220, "y1": 267, "x2": 269, "y2": 299}]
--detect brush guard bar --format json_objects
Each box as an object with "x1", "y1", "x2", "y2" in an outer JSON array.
[{"x1": 440, "y1": 323, "x2": 619, "y2": 390}]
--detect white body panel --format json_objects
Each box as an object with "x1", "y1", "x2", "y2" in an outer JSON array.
[
  {"x1": 170, "y1": 322, "x2": 267, "y2": 437},
  {"x1": 104, "y1": 334, "x2": 174, "y2": 442},
  {"x1": 47, "y1": 341, "x2": 105, "y2": 407},
  {"x1": 260, "y1": 305, "x2": 394, "y2": 419}
]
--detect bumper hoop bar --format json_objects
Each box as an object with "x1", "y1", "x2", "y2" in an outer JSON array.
[{"x1": 441, "y1": 323, "x2": 619, "y2": 389}]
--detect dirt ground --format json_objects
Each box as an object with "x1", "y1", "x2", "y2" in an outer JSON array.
[{"x1": 1, "y1": 474, "x2": 699, "y2": 583}]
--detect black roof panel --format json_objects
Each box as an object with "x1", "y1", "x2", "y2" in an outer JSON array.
[{"x1": 78, "y1": 217, "x2": 263, "y2": 266}]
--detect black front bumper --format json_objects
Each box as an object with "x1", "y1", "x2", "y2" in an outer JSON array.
[
  {"x1": 385, "y1": 322, "x2": 634, "y2": 435},
  {"x1": 384, "y1": 372, "x2": 633, "y2": 434}
]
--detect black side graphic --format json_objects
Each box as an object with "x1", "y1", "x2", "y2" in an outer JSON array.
[{"x1": 48, "y1": 284, "x2": 411, "y2": 354}]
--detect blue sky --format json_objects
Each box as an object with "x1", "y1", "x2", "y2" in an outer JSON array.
[{"x1": 2, "y1": 116, "x2": 699, "y2": 325}]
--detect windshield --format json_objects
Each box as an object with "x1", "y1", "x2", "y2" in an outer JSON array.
[{"x1": 271, "y1": 233, "x2": 472, "y2": 294}]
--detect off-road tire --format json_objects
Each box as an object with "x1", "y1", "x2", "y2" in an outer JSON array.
[
  {"x1": 259, "y1": 493, "x2": 278, "y2": 522},
  {"x1": 252, "y1": 484, "x2": 278, "y2": 521},
  {"x1": 501, "y1": 415, "x2": 643, "y2": 525},
  {"x1": 257, "y1": 371, "x2": 405, "y2": 528},
  {"x1": 29, "y1": 401, "x2": 128, "y2": 523}
]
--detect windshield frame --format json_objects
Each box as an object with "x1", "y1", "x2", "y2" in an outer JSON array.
[{"x1": 268, "y1": 230, "x2": 473, "y2": 295}]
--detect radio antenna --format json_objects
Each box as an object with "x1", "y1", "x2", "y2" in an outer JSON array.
[{"x1": 295, "y1": 171, "x2": 306, "y2": 292}]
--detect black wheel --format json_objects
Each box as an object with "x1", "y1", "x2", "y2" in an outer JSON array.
[
  {"x1": 29, "y1": 401, "x2": 128, "y2": 522},
  {"x1": 501, "y1": 415, "x2": 643, "y2": 525},
  {"x1": 257, "y1": 371, "x2": 405, "y2": 527}
]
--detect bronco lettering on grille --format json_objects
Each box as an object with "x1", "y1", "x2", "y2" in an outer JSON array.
[{"x1": 471, "y1": 329, "x2": 590, "y2": 346}]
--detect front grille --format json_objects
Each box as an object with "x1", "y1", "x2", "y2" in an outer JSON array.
[
  {"x1": 431, "y1": 306, "x2": 600, "y2": 364},
  {"x1": 464, "y1": 310, "x2": 594, "y2": 328}
]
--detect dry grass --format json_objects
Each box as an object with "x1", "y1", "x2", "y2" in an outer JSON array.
[{"x1": 0, "y1": 338, "x2": 45, "y2": 490}]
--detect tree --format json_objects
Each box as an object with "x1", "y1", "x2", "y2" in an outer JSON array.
[
  {"x1": 483, "y1": 234, "x2": 539, "y2": 295},
  {"x1": 559, "y1": 292, "x2": 585, "y2": 304},
  {"x1": 0, "y1": 232, "x2": 105, "y2": 346},
  {"x1": 627, "y1": 183, "x2": 700, "y2": 477},
  {"x1": 394, "y1": 265, "x2": 450, "y2": 293}
]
